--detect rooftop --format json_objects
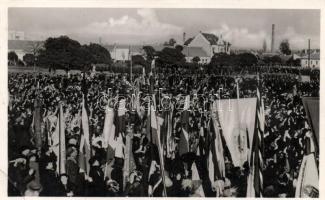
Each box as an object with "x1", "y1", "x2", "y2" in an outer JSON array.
[
  {"x1": 201, "y1": 32, "x2": 219, "y2": 45},
  {"x1": 301, "y1": 53, "x2": 320, "y2": 60}
]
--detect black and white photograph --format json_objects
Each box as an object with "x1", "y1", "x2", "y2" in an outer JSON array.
[{"x1": 7, "y1": 7, "x2": 320, "y2": 198}]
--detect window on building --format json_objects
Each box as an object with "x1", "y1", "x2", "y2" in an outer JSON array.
[{"x1": 316, "y1": 61, "x2": 318, "y2": 65}]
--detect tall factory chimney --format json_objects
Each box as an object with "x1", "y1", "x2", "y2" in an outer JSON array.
[{"x1": 271, "y1": 24, "x2": 275, "y2": 52}]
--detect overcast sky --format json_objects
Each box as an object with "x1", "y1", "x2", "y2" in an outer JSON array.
[{"x1": 9, "y1": 8, "x2": 320, "y2": 50}]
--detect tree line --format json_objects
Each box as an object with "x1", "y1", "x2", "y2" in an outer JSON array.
[{"x1": 8, "y1": 35, "x2": 298, "y2": 70}]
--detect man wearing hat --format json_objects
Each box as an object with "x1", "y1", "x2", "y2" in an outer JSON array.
[
  {"x1": 88, "y1": 156, "x2": 105, "y2": 196},
  {"x1": 39, "y1": 157, "x2": 64, "y2": 196},
  {"x1": 24, "y1": 180, "x2": 42, "y2": 196},
  {"x1": 65, "y1": 146, "x2": 79, "y2": 194}
]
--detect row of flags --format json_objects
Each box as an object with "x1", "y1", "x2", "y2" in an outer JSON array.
[
  {"x1": 30, "y1": 75, "x2": 319, "y2": 197},
  {"x1": 32, "y1": 91, "x2": 265, "y2": 197}
]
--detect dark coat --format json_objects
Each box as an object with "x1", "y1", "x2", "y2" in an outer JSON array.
[
  {"x1": 66, "y1": 157, "x2": 79, "y2": 191},
  {"x1": 88, "y1": 166, "x2": 105, "y2": 196},
  {"x1": 40, "y1": 169, "x2": 65, "y2": 196}
]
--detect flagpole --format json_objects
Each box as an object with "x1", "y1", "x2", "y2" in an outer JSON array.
[
  {"x1": 130, "y1": 45, "x2": 133, "y2": 84},
  {"x1": 153, "y1": 107, "x2": 168, "y2": 197},
  {"x1": 235, "y1": 77, "x2": 245, "y2": 167}
]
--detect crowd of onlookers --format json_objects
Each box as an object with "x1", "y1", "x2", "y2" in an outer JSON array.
[{"x1": 8, "y1": 66, "x2": 319, "y2": 197}]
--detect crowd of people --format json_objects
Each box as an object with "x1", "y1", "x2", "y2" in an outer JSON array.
[{"x1": 8, "y1": 66, "x2": 319, "y2": 197}]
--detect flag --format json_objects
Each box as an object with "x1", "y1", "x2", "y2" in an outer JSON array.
[
  {"x1": 295, "y1": 126, "x2": 318, "y2": 197},
  {"x1": 246, "y1": 85, "x2": 265, "y2": 197},
  {"x1": 208, "y1": 102, "x2": 226, "y2": 186},
  {"x1": 102, "y1": 105, "x2": 116, "y2": 163},
  {"x1": 51, "y1": 103, "x2": 66, "y2": 175},
  {"x1": 302, "y1": 97, "x2": 319, "y2": 146},
  {"x1": 142, "y1": 67, "x2": 146, "y2": 85},
  {"x1": 114, "y1": 99, "x2": 126, "y2": 159},
  {"x1": 151, "y1": 59, "x2": 155, "y2": 73},
  {"x1": 148, "y1": 105, "x2": 166, "y2": 197},
  {"x1": 217, "y1": 98, "x2": 257, "y2": 167},
  {"x1": 178, "y1": 95, "x2": 190, "y2": 156},
  {"x1": 191, "y1": 162, "x2": 205, "y2": 197},
  {"x1": 78, "y1": 98, "x2": 91, "y2": 175},
  {"x1": 295, "y1": 154, "x2": 319, "y2": 197},
  {"x1": 32, "y1": 98, "x2": 42, "y2": 149},
  {"x1": 166, "y1": 109, "x2": 176, "y2": 159}
]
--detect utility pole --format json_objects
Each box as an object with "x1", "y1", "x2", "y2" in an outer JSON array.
[
  {"x1": 129, "y1": 46, "x2": 133, "y2": 84},
  {"x1": 308, "y1": 39, "x2": 311, "y2": 68},
  {"x1": 271, "y1": 24, "x2": 275, "y2": 53}
]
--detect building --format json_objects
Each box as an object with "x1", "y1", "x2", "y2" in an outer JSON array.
[
  {"x1": 300, "y1": 53, "x2": 320, "y2": 68},
  {"x1": 184, "y1": 32, "x2": 231, "y2": 57},
  {"x1": 8, "y1": 40, "x2": 43, "y2": 60},
  {"x1": 182, "y1": 46, "x2": 210, "y2": 64},
  {"x1": 104, "y1": 44, "x2": 145, "y2": 62},
  {"x1": 9, "y1": 31, "x2": 25, "y2": 40},
  {"x1": 151, "y1": 45, "x2": 210, "y2": 64}
]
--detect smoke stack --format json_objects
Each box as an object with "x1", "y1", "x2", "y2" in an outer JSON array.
[
  {"x1": 183, "y1": 32, "x2": 186, "y2": 44},
  {"x1": 271, "y1": 24, "x2": 275, "y2": 52}
]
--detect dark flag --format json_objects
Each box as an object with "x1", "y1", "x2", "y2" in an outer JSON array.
[
  {"x1": 302, "y1": 97, "x2": 319, "y2": 147},
  {"x1": 178, "y1": 95, "x2": 190, "y2": 156},
  {"x1": 148, "y1": 105, "x2": 167, "y2": 197},
  {"x1": 246, "y1": 81, "x2": 264, "y2": 197},
  {"x1": 32, "y1": 97, "x2": 42, "y2": 150}
]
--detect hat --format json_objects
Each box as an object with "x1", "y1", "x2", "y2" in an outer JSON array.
[
  {"x1": 26, "y1": 180, "x2": 42, "y2": 192},
  {"x1": 88, "y1": 156, "x2": 100, "y2": 166},
  {"x1": 68, "y1": 138, "x2": 78, "y2": 146}
]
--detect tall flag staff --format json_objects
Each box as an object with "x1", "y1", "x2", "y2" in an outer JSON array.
[
  {"x1": 246, "y1": 74, "x2": 265, "y2": 197},
  {"x1": 129, "y1": 45, "x2": 133, "y2": 84}
]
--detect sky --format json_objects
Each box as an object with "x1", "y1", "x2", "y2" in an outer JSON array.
[{"x1": 9, "y1": 8, "x2": 320, "y2": 50}]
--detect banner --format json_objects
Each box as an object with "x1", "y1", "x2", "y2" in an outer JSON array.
[
  {"x1": 217, "y1": 98, "x2": 257, "y2": 167},
  {"x1": 301, "y1": 75, "x2": 311, "y2": 82},
  {"x1": 302, "y1": 97, "x2": 319, "y2": 145},
  {"x1": 52, "y1": 103, "x2": 66, "y2": 175},
  {"x1": 295, "y1": 153, "x2": 319, "y2": 197}
]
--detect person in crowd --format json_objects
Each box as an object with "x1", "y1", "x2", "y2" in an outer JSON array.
[{"x1": 8, "y1": 65, "x2": 319, "y2": 197}]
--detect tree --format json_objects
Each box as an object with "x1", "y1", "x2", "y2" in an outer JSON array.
[
  {"x1": 85, "y1": 43, "x2": 112, "y2": 64},
  {"x1": 132, "y1": 55, "x2": 146, "y2": 66},
  {"x1": 23, "y1": 53, "x2": 35, "y2": 66},
  {"x1": 263, "y1": 55, "x2": 282, "y2": 65},
  {"x1": 192, "y1": 56, "x2": 200, "y2": 64},
  {"x1": 210, "y1": 53, "x2": 236, "y2": 67},
  {"x1": 169, "y1": 38, "x2": 176, "y2": 46},
  {"x1": 286, "y1": 57, "x2": 301, "y2": 66},
  {"x1": 143, "y1": 46, "x2": 156, "y2": 61},
  {"x1": 163, "y1": 38, "x2": 176, "y2": 46},
  {"x1": 37, "y1": 36, "x2": 91, "y2": 69},
  {"x1": 8, "y1": 51, "x2": 19, "y2": 65},
  {"x1": 175, "y1": 45, "x2": 184, "y2": 52},
  {"x1": 279, "y1": 39, "x2": 291, "y2": 55},
  {"x1": 157, "y1": 47, "x2": 186, "y2": 66},
  {"x1": 236, "y1": 53, "x2": 258, "y2": 67}
]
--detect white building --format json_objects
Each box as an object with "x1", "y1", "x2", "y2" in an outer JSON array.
[
  {"x1": 300, "y1": 53, "x2": 320, "y2": 68},
  {"x1": 182, "y1": 46, "x2": 210, "y2": 64},
  {"x1": 104, "y1": 44, "x2": 144, "y2": 62},
  {"x1": 9, "y1": 31, "x2": 25, "y2": 40},
  {"x1": 184, "y1": 32, "x2": 231, "y2": 57}
]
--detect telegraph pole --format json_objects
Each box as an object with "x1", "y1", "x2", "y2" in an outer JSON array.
[
  {"x1": 130, "y1": 45, "x2": 133, "y2": 84},
  {"x1": 308, "y1": 39, "x2": 311, "y2": 68}
]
